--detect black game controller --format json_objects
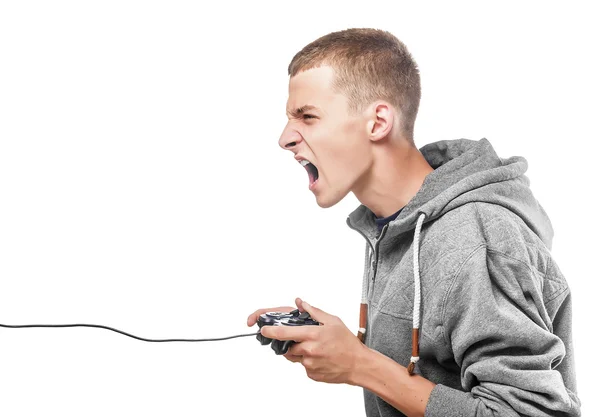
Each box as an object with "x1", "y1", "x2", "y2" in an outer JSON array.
[{"x1": 256, "y1": 309, "x2": 320, "y2": 355}]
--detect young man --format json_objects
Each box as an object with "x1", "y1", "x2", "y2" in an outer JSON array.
[{"x1": 247, "y1": 28, "x2": 581, "y2": 417}]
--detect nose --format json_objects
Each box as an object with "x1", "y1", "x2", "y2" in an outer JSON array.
[{"x1": 278, "y1": 122, "x2": 303, "y2": 151}]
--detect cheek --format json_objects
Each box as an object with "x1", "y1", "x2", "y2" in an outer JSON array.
[
  {"x1": 327, "y1": 139, "x2": 367, "y2": 179},
  {"x1": 315, "y1": 122, "x2": 367, "y2": 178},
  {"x1": 340, "y1": 125, "x2": 369, "y2": 164}
]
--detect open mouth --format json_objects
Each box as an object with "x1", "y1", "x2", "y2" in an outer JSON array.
[{"x1": 301, "y1": 160, "x2": 319, "y2": 186}]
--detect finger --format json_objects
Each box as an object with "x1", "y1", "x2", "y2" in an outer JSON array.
[
  {"x1": 260, "y1": 324, "x2": 319, "y2": 341},
  {"x1": 288, "y1": 341, "x2": 316, "y2": 357},
  {"x1": 283, "y1": 351, "x2": 302, "y2": 363},
  {"x1": 247, "y1": 306, "x2": 295, "y2": 326},
  {"x1": 295, "y1": 297, "x2": 306, "y2": 313},
  {"x1": 247, "y1": 306, "x2": 293, "y2": 326},
  {"x1": 287, "y1": 342, "x2": 302, "y2": 356},
  {"x1": 299, "y1": 300, "x2": 332, "y2": 324}
]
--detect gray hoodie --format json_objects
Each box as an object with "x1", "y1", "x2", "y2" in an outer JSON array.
[{"x1": 346, "y1": 138, "x2": 581, "y2": 417}]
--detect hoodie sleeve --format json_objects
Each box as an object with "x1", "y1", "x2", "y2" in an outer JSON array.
[{"x1": 424, "y1": 245, "x2": 581, "y2": 417}]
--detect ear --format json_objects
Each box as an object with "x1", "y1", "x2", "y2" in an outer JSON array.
[{"x1": 365, "y1": 102, "x2": 394, "y2": 142}]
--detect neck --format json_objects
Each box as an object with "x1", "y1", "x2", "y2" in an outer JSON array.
[{"x1": 353, "y1": 139, "x2": 434, "y2": 218}]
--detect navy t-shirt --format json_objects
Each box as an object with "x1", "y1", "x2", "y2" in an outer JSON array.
[{"x1": 375, "y1": 207, "x2": 404, "y2": 235}]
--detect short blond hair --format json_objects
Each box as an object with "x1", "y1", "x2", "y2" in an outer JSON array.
[{"x1": 288, "y1": 28, "x2": 421, "y2": 143}]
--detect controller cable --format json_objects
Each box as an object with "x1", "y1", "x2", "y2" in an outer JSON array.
[{"x1": 0, "y1": 323, "x2": 260, "y2": 342}]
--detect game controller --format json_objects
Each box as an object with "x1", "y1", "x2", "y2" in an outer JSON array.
[{"x1": 256, "y1": 309, "x2": 320, "y2": 355}]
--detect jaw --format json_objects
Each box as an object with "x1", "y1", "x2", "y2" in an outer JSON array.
[
  {"x1": 308, "y1": 148, "x2": 371, "y2": 208},
  {"x1": 312, "y1": 175, "x2": 353, "y2": 208}
]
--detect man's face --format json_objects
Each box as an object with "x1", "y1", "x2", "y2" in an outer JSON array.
[{"x1": 279, "y1": 65, "x2": 372, "y2": 208}]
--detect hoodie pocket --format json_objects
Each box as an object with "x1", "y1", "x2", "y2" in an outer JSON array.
[{"x1": 372, "y1": 265, "x2": 415, "y2": 321}]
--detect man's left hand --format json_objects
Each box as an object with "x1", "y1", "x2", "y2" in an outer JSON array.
[{"x1": 259, "y1": 297, "x2": 368, "y2": 385}]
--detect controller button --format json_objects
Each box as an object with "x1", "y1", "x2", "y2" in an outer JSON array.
[{"x1": 298, "y1": 312, "x2": 310, "y2": 319}]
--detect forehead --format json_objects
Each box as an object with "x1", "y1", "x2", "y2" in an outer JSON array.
[{"x1": 286, "y1": 66, "x2": 341, "y2": 113}]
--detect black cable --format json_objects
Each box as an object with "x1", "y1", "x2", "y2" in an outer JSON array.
[{"x1": 0, "y1": 323, "x2": 260, "y2": 342}]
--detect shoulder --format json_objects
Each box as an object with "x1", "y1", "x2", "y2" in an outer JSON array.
[
  {"x1": 422, "y1": 202, "x2": 569, "y2": 304},
  {"x1": 423, "y1": 202, "x2": 549, "y2": 268},
  {"x1": 445, "y1": 203, "x2": 570, "y2": 314}
]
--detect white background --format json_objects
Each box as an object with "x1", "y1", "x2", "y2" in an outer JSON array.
[{"x1": 0, "y1": 1, "x2": 597, "y2": 416}]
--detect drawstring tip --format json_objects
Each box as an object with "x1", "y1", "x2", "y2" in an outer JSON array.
[
  {"x1": 407, "y1": 355, "x2": 420, "y2": 375},
  {"x1": 358, "y1": 304, "x2": 368, "y2": 344},
  {"x1": 408, "y1": 327, "x2": 420, "y2": 375}
]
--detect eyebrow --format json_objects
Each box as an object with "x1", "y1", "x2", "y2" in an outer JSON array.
[{"x1": 286, "y1": 105, "x2": 320, "y2": 118}]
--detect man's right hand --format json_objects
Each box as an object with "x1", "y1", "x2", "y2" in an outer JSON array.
[{"x1": 246, "y1": 298, "x2": 305, "y2": 327}]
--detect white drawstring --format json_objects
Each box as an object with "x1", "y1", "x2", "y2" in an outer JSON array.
[
  {"x1": 361, "y1": 242, "x2": 371, "y2": 304},
  {"x1": 357, "y1": 212, "x2": 427, "y2": 375},
  {"x1": 357, "y1": 242, "x2": 371, "y2": 343},
  {"x1": 409, "y1": 213, "x2": 426, "y2": 373},
  {"x1": 413, "y1": 213, "x2": 425, "y2": 334}
]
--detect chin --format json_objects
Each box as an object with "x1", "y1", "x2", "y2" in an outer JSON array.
[
  {"x1": 315, "y1": 187, "x2": 348, "y2": 208},
  {"x1": 316, "y1": 198, "x2": 336, "y2": 208}
]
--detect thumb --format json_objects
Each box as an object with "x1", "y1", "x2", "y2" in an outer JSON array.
[{"x1": 299, "y1": 299, "x2": 331, "y2": 324}]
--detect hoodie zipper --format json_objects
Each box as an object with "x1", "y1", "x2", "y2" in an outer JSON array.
[
  {"x1": 346, "y1": 219, "x2": 390, "y2": 300},
  {"x1": 372, "y1": 225, "x2": 389, "y2": 281}
]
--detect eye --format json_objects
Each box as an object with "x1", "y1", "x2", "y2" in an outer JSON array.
[{"x1": 303, "y1": 114, "x2": 316, "y2": 120}]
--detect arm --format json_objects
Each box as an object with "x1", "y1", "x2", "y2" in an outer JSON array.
[
  {"x1": 351, "y1": 245, "x2": 581, "y2": 417},
  {"x1": 427, "y1": 246, "x2": 580, "y2": 416},
  {"x1": 350, "y1": 346, "x2": 435, "y2": 417}
]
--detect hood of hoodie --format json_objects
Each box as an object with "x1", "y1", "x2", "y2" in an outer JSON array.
[{"x1": 347, "y1": 137, "x2": 554, "y2": 251}]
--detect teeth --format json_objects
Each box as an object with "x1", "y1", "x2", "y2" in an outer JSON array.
[{"x1": 299, "y1": 160, "x2": 310, "y2": 167}]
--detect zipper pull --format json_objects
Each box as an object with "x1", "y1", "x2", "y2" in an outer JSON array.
[{"x1": 371, "y1": 257, "x2": 376, "y2": 281}]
